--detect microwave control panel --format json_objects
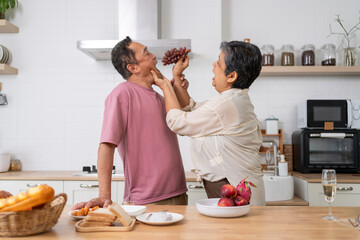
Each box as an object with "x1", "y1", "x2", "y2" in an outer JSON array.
[{"x1": 351, "y1": 99, "x2": 360, "y2": 129}]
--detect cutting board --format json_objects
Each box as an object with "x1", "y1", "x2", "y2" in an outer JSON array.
[{"x1": 75, "y1": 218, "x2": 136, "y2": 232}]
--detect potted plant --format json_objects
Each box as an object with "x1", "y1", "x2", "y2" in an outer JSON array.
[
  {"x1": 0, "y1": 0, "x2": 18, "y2": 20},
  {"x1": 329, "y1": 13, "x2": 360, "y2": 66}
]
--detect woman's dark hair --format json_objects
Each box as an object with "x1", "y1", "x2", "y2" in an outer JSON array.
[
  {"x1": 111, "y1": 36, "x2": 138, "y2": 79},
  {"x1": 220, "y1": 41, "x2": 262, "y2": 89}
]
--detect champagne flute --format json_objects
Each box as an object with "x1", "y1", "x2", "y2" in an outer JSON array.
[
  {"x1": 265, "y1": 149, "x2": 272, "y2": 168},
  {"x1": 322, "y1": 169, "x2": 338, "y2": 220}
]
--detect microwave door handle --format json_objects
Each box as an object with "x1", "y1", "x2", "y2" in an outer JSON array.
[
  {"x1": 347, "y1": 99, "x2": 353, "y2": 127},
  {"x1": 310, "y1": 133, "x2": 354, "y2": 138}
]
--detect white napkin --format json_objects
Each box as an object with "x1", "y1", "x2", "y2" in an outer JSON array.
[{"x1": 149, "y1": 212, "x2": 173, "y2": 221}]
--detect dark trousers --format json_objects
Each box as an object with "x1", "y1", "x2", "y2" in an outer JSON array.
[{"x1": 202, "y1": 178, "x2": 230, "y2": 198}]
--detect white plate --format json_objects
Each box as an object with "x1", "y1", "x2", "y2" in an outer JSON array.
[
  {"x1": 120, "y1": 205, "x2": 146, "y2": 217},
  {"x1": 136, "y1": 212, "x2": 184, "y2": 226},
  {"x1": 68, "y1": 205, "x2": 146, "y2": 220},
  {"x1": 196, "y1": 198, "x2": 250, "y2": 218},
  {"x1": 0, "y1": 45, "x2": 3, "y2": 63},
  {"x1": 68, "y1": 211, "x2": 86, "y2": 220}
]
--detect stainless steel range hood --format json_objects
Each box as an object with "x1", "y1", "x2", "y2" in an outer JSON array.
[{"x1": 77, "y1": 0, "x2": 191, "y2": 60}]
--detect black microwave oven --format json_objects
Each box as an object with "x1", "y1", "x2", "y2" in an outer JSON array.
[
  {"x1": 292, "y1": 129, "x2": 360, "y2": 173},
  {"x1": 297, "y1": 99, "x2": 360, "y2": 129}
]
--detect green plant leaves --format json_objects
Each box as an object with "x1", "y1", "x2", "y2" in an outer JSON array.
[{"x1": 0, "y1": 0, "x2": 18, "y2": 14}]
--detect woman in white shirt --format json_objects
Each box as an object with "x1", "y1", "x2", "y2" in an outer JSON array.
[{"x1": 151, "y1": 41, "x2": 265, "y2": 205}]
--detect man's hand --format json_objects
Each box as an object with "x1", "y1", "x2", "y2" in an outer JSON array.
[
  {"x1": 151, "y1": 70, "x2": 172, "y2": 91},
  {"x1": 71, "y1": 197, "x2": 113, "y2": 210},
  {"x1": 172, "y1": 54, "x2": 190, "y2": 77},
  {"x1": 171, "y1": 74, "x2": 189, "y2": 90}
]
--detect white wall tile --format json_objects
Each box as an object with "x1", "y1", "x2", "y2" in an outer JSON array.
[{"x1": 0, "y1": 0, "x2": 359, "y2": 171}]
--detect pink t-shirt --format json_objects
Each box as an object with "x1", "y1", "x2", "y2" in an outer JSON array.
[{"x1": 100, "y1": 81, "x2": 187, "y2": 204}]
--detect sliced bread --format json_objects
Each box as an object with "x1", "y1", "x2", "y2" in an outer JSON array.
[{"x1": 108, "y1": 202, "x2": 133, "y2": 227}]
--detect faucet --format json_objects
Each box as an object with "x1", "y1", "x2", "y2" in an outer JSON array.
[{"x1": 262, "y1": 140, "x2": 280, "y2": 176}]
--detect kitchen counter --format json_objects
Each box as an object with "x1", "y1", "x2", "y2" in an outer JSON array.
[
  {"x1": 2, "y1": 205, "x2": 359, "y2": 240},
  {"x1": 6, "y1": 171, "x2": 360, "y2": 184},
  {"x1": 292, "y1": 171, "x2": 360, "y2": 183},
  {"x1": 0, "y1": 171, "x2": 198, "y2": 181}
]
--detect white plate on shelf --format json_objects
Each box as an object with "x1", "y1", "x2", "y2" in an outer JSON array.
[
  {"x1": 0, "y1": 45, "x2": 3, "y2": 63},
  {"x1": 196, "y1": 198, "x2": 250, "y2": 218},
  {"x1": 136, "y1": 212, "x2": 184, "y2": 226},
  {"x1": 68, "y1": 205, "x2": 146, "y2": 220}
]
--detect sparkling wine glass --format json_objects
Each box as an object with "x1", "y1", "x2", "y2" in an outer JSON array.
[
  {"x1": 265, "y1": 149, "x2": 272, "y2": 168},
  {"x1": 322, "y1": 169, "x2": 338, "y2": 220}
]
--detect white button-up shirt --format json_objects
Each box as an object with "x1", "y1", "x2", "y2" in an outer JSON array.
[{"x1": 166, "y1": 88, "x2": 265, "y2": 205}]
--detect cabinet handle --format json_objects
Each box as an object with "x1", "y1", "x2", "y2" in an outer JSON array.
[
  {"x1": 80, "y1": 184, "x2": 99, "y2": 188},
  {"x1": 188, "y1": 185, "x2": 204, "y2": 189},
  {"x1": 26, "y1": 183, "x2": 40, "y2": 187},
  {"x1": 336, "y1": 187, "x2": 353, "y2": 191}
]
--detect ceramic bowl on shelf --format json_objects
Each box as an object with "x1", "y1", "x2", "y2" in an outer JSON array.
[{"x1": 196, "y1": 198, "x2": 250, "y2": 218}]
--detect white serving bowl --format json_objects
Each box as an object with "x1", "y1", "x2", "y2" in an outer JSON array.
[
  {"x1": 196, "y1": 198, "x2": 250, "y2": 218},
  {"x1": 0, "y1": 152, "x2": 11, "y2": 172}
]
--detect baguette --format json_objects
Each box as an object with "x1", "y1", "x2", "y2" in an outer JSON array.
[{"x1": 0, "y1": 184, "x2": 54, "y2": 212}]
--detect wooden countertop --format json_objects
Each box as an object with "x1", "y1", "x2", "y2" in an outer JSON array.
[
  {"x1": 292, "y1": 171, "x2": 360, "y2": 183},
  {"x1": 0, "y1": 171, "x2": 198, "y2": 182},
  {"x1": 2, "y1": 205, "x2": 359, "y2": 240}
]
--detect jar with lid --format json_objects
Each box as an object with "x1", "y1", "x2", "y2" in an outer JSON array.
[
  {"x1": 280, "y1": 44, "x2": 295, "y2": 66},
  {"x1": 321, "y1": 44, "x2": 336, "y2": 66},
  {"x1": 261, "y1": 44, "x2": 275, "y2": 66},
  {"x1": 301, "y1": 44, "x2": 315, "y2": 66}
]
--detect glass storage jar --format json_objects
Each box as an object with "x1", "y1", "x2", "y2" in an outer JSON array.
[
  {"x1": 9, "y1": 159, "x2": 21, "y2": 171},
  {"x1": 280, "y1": 44, "x2": 295, "y2": 66},
  {"x1": 261, "y1": 44, "x2": 275, "y2": 66},
  {"x1": 301, "y1": 44, "x2": 315, "y2": 66},
  {"x1": 321, "y1": 44, "x2": 336, "y2": 66}
]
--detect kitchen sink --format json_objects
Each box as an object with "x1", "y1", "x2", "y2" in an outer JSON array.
[
  {"x1": 263, "y1": 175, "x2": 294, "y2": 201},
  {"x1": 72, "y1": 172, "x2": 124, "y2": 177}
]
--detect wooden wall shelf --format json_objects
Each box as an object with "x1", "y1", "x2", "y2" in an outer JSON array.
[
  {"x1": 260, "y1": 129, "x2": 283, "y2": 154},
  {"x1": 0, "y1": 19, "x2": 19, "y2": 33},
  {"x1": 260, "y1": 66, "x2": 360, "y2": 76},
  {"x1": 0, "y1": 64, "x2": 18, "y2": 75}
]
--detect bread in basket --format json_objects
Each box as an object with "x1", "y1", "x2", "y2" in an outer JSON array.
[{"x1": 0, "y1": 185, "x2": 67, "y2": 237}]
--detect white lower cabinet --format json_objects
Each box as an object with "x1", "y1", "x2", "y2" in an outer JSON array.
[
  {"x1": 117, "y1": 181, "x2": 125, "y2": 203},
  {"x1": 0, "y1": 178, "x2": 206, "y2": 206},
  {"x1": 308, "y1": 183, "x2": 360, "y2": 206},
  {"x1": 187, "y1": 181, "x2": 207, "y2": 205},
  {"x1": 0, "y1": 180, "x2": 63, "y2": 195},
  {"x1": 294, "y1": 176, "x2": 360, "y2": 206},
  {"x1": 63, "y1": 181, "x2": 118, "y2": 205}
]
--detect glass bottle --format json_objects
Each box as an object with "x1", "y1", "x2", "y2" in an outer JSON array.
[
  {"x1": 301, "y1": 44, "x2": 315, "y2": 66},
  {"x1": 280, "y1": 44, "x2": 295, "y2": 66},
  {"x1": 342, "y1": 33, "x2": 357, "y2": 66},
  {"x1": 321, "y1": 44, "x2": 336, "y2": 66},
  {"x1": 261, "y1": 44, "x2": 275, "y2": 66}
]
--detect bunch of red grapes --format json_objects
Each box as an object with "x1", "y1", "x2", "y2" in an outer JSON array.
[{"x1": 162, "y1": 47, "x2": 191, "y2": 66}]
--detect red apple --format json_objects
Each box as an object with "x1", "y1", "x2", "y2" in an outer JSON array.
[
  {"x1": 220, "y1": 184, "x2": 237, "y2": 199},
  {"x1": 218, "y1": 197, "x2": 235, "y2": 207},
  {"x1": 233, "y1": 195, "x2": 249, "y2": 206}
]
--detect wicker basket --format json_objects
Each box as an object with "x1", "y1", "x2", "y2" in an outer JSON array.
[{"x1": 0, "y1": 193, "x2": 67, "y2": 237}]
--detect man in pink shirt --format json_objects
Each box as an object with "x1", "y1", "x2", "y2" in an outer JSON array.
[{"x1": 73, "y1": 37, "x2": 188, "y2": 208}]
